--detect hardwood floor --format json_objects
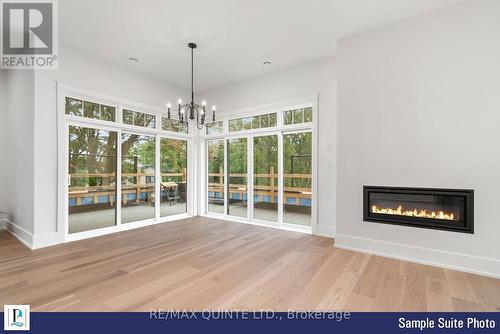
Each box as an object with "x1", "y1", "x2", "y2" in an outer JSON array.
[{"x1": 1, "y1": 217, "x2": 499, "y2": 311}]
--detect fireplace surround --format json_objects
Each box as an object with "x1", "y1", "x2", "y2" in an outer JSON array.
[{"x1": 363, "y1": 186, "x2": 473, "y2": 233}]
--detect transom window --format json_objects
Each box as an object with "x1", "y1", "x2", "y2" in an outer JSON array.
[
  {"x1": 65, "y1": 97, "x2": 116, "y2": 122},
  {"x1": 206, "y1": 121, "x2": 224, "y2": 135},
  {"x1": 162, "y1": 117, "x2": 188, "y2": 133},
  {"x1": 283, "y1": 107, "x2": 312, "y2": 125},
  {"x1": 123, "y1": 109, "x2": 156, "y2": 128},
  {"x1": 228, "y1": 112, "x2": 277, "y2": 132}
]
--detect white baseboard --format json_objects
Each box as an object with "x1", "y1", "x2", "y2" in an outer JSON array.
[
  {"x1": 316, "y1": 225, "x2": 335, "y2": 238},
  {"x1": 1, "y1": 219, "x2": 34, "y2": 249},
  {"x1": 335, "y1": 233, "x2": 500, "y2": 279},
  {"x1": 33, "y1": 232, "x2": 64, "y2": 249},
  {"x1": 0, "y1": 219, "x2": 5, "y2": 229}
]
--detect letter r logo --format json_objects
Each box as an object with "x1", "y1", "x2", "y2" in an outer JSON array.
[{"x1": 2, "y1": 1, "x2": 53, "y2": 54}]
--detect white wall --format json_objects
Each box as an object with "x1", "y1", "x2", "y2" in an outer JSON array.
[
  {"x1": 336, "y1": 0, "x2": 500, "y2": 276},
  {"x1": 32, "y1": 45, "x2": 188, "y2": 245},
  {"x1": 0, "y1": 71, "x2": 7, "y2": 215},
  {"x1": 202, "y1": 56, "x2": 337, "y2": 236},
  {"x1": 1, "y1": 69, "x2": 36, "y2": 243}
]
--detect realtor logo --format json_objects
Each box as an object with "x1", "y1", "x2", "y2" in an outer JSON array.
[
  {"x1": 1, "y1": 0, "x2": 58, "y2": 68},
  {"x1": 4, "y1": 305, "x2": 30, "y2": 331}
]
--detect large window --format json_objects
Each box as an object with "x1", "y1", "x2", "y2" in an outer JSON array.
[
  {"x1": 68, "y1": 126, "x2": 117, "y2": 233},
  {"x1": 207, "y1": 140, "x2": 225, "y2": 214},
  {"x1": 121, "y1": 133, "x2": 156, "y2": 223},
  {"x1": 204, "y1": 103, "x2": 315, "y2": 231},
  {"x1": 160, "y1": 138, "x2": 187, "y2": 217},
  {"x1": 64, "y1": 92, "x2": 193, "y2": 239},
  {"x1": 227, "y1": 138, "x2": 247, "y2": 217}
]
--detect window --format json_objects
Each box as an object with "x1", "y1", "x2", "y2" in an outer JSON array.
[
  {"x1": 68, "y1": 126, "x2": 117, "y2": 234},
  {"x1": 162, "y1": 117, "x2": 188, "y2": 133},
  {"x1": 206, "y1": 121, "x2": 224, "y2": 135},
  {"x1": 207, "y1": 140, "x2": 225, "y2": 214},
  {"x1": 121, "y1": 133, "x2": 156, "y2": 223},
  {"x1": 227, "y1": 138, "x2": 248, "y2": 218},
  {"x1": 123, "y1": 109, "x2": 156, "y2": 128},
  {"x1": 283, "y1": 107, "x2": 312, "y2": 125},
  {"x1": 160, "y1": 138, "x2": 188, "y2": 217},
  {"x1": 283, "y1": 131, "x2": 312, "y2": 226},
  {"x1": 253, "y1": 135, "x2": 278, "y2": 222},
  {"x1": 229, "y1": 112, "x2": 277, "y2": 132},
  {"x1": 65, "y1": 97, "x2": 115, "y2": 122}
]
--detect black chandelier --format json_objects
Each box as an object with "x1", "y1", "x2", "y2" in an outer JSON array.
[{"x1": 166, "y1": 43, "x2": 217, "y2": 130}]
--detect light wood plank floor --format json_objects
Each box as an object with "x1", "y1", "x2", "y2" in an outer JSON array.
[{"x1": 1, "y1": 217, "x2": 499, "y2": 311}]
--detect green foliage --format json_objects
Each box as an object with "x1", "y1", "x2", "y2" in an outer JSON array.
[
  {"x1": 254, "y1": 135, "x2": 278, "y2": 186},
  {"x1": 123, "y1": 109, "x2": 155, "y2": 128},
  {"x1": 284, "y1": 132, "x2": 312, "y2": 188},
  {"x1": 161, "y1": 139, "x2": 187, "y2": 182},
  {"x1": 65, "y1": 97, "x2": 115, "y2": 122},
  {"x1": 68, "y1": 126, "x2": 117, "y2": 188}
]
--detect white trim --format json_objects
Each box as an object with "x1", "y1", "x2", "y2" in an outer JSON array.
[
  {"x1": 2, "y1": 219, "x2": 34, "y2": 249},
  {"x1": 66, "y1": 213, "x2": 191, "y2": 243},
  {"x1": 316, "y1": 225, "x2": 335, "y2": 238},
  {"x1": 248, "y1": 136, "x2": 254, "y2": 221},
  {"x1": 202, "y1": 213, "x2": 311, "y2": 235},
  {"x1": 33, "y1": 232, "x2": 64, "y2": 249},
  {"x1": 277, "y1": 132, "x2": 284, "y2": 225},
  {"x1": 335, "y1": 234, "x2": 500, "y2": 279},
  {"x1": 311, "y1": 94, "x2": 319, "y2": 234}
]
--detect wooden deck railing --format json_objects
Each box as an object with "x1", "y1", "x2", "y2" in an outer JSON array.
[{"x1": 68, "y1": 167, "x2": 311, "y2": 207}]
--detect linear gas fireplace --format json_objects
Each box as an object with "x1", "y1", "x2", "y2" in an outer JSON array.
[{"x1": 363, "y1": 186, "x2": 473, "y2": 233}]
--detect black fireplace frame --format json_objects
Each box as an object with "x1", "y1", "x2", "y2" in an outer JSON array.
[{"x1": 363, "y1": 186, "x2": 474, "y2": 234}]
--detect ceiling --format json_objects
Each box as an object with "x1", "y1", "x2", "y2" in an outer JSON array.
[{"x1": 60, "y1": 0, "x2": 463, "y2": 91}]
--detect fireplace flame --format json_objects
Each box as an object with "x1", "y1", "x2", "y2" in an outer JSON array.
[{"x1": 371, "y1": 205, "x2": 455, "y2": 221}]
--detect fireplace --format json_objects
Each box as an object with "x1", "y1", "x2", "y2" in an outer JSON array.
[{"x1": 363, "y1": 186, "x2": 473, "y2": 233}]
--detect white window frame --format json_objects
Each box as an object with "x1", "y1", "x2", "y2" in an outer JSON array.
[
  {"x1": 57, "y1": 83, "x2": 194, "y2": 243},
  {"x1": 200, "y1": 95, "x2": 319, "y2": 235}
]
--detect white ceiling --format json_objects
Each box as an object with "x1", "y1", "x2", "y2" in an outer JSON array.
[{"x1": 60, "y1": 0, "x2": 463, "y2": 91}]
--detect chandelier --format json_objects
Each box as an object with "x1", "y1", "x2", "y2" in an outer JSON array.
[{"x1": 166, "y1": 43, "x2": 217, "y2": 130}]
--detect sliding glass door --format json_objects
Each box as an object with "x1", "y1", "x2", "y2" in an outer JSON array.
[
  {"x1": 253, "y1": 135, "x2": 278, "y2": 222},
  {"x1": 283, "y1": 131, "x2": 312, "y2": 226},
  {"x1": 68, "y1": 126, "x2": 117, "y2": 234},
  {"x1": 227, "y1": 138, "x2": 248, "y2": 218},
  {"x1": 207, "y1": 139, "x2": 225, "y2": 214},
  {"x1": 121, "y1": 133, "x2": 156, "y2": 224},
  {"x1": 160, "y1": 138, "x2": 188, "y2": 217},
  {"x1": 206, "y1": 130, "x2": 313, "y2": 229}
]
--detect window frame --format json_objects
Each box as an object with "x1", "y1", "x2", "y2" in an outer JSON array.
[
  {"x1": 199, "y1": 97, "x2": 318, "y2": 235},
  {"x1": 58, "y1": 83, "x2": 195, "y2": 243}
]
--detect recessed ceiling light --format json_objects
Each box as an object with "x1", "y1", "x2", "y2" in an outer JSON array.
[
  {"x1": 128, "y1": 57, "x2": 139, "y2": 63},
  {"x1": 263, "y1": 61, "x2": 271, "y2": 65}
]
